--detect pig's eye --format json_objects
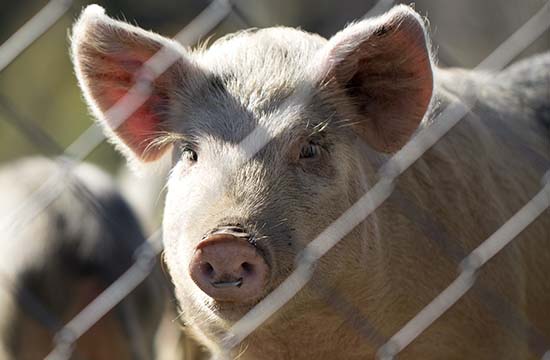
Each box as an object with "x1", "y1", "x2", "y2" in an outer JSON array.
[
  {"x1": 299, "y1": 142, "x2": 320, "y2": 159},
  {"x1": 182, "y1": 147, "x2": 198, "y2": 162}
]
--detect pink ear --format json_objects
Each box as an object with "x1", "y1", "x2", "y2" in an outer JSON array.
[
  {"x1": 318, "y1": 5, "x2": 433, "y2": 153},
  {"x1": 71, "y1": 5, "x2": 197, "y2": 163}
]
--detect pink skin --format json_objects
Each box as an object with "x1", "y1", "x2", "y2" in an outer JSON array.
[{"x1": 189, "y1": 234, "x2": 269, "y2": 303}]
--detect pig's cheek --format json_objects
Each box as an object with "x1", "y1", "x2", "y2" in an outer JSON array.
[
  {"x1": 163, "y1": 215, "x2": 194, "y2": 283},
  {"x1": 162, "y1": 209, "x2": 191, "y2": 286},
  {"x1": 163, "y1": 174, "x2": 197, "y2": 246},
  {"x1": 166, "y1": 162, "x2": 224, "y2": 229},
  {"x1": 162, "y1": 236, "x2": 195, "y2": 295},
  {"x1": 163, "y1": 162, "x2": 226, "y2": 285}
]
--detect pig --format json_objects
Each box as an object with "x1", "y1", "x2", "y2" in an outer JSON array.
[
  {"x1": 0, "y1": 156, "x2": 166, "y2": 359},
  {"x1": 70, "y1": 4, "x2": 550, "y2": 359}
]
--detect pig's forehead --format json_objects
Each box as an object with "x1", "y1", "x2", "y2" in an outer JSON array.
[
  {"x1": 195, "y1": 28, "x2": 325, "y2": 110},
  {"x1": 176, "y1": 86, "x2": 328, "y2": 146},
  {"x1": 197, "y1": 27, "x2": 326, "y2": 75},
  {"x1": 178, "y1": 28, "x2": 329, "y2": 141}
]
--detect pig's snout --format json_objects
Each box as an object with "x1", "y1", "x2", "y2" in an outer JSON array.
[{"x1": 189, "y1": 231, "x2": 268, "y2": 303}]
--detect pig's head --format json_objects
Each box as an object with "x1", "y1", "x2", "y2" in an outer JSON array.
[{"x1": 71, "y1": 3, "x2": 433, "y2": 342}]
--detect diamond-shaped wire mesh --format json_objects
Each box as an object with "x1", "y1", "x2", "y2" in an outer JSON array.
[{"x1": 0, "y1": 1, "x2": 549, "y2": 359}]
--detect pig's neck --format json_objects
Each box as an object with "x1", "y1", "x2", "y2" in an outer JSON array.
[
  {"x1": 224, "y1": 236, "x2": 389, "y2": 359},
  {"x1": 230, "y1": 292, "x2": 382, "y2": 359}
]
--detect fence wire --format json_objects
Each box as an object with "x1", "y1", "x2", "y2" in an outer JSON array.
[
  {"x1": 378, "y1": 174, "x2": 550, "y2": 359},
  {"x1": 0, "y1": 0, "x2": 73, "y2": 72},
  {"x1": 0, "y1": 0, "x2": 548, "y2": 359},
  {"x1": 0, "y1": 1, "x2": 241, "y2": 358},
  {"x1": 223, "y1": 2, "x2": 550, "y2": 354}
]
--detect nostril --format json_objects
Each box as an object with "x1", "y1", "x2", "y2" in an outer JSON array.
[
  {"x1": 241, "y1": 262, "x2": 254, "y2": 274},
  {"x1": 200, "y1": 262, "x2": 214, "y2": 277}
]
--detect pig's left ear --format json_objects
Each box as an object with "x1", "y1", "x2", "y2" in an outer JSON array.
[
  {"x1": 317, "y1": 5, "x2": 433, "y2": 153},
  {"x1": 71, "y1": 5, "x2": 201, "y2": 164}
]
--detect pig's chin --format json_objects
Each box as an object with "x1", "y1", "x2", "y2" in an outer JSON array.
[
  {"x1": 205, "y1": 296, "x2": 265, "y2": 321},
  {"x1": 201, "y1": 276, "x2": 287, "y2": 322}
]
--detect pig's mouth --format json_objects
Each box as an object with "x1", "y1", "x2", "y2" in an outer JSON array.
[{"x1": 211, "y1": 278, "x2": 244, "y2": 288}]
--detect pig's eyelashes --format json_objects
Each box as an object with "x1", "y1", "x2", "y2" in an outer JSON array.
[{"x1": 299, "y1": 142, "x2": 321, "y2": 159}]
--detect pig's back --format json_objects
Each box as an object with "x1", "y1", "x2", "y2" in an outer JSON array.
[
  {"x1": 394, "y1": 53, "x2": 550, "y2": 357},
  {"x1": 491, "y1": 51, "x2": 550, "y2": 340}
]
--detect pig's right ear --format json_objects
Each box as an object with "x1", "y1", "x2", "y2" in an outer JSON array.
[
  {"x1": 316, "y1": 5, "x2": 433, "y2": 153},
  {"x1": 71, "y1": 5, "x2": 199, "y2": 164}
]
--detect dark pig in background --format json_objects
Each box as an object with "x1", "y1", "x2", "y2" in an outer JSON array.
[
  {"x1": 0, "y1": 157, "x2": 165, "y2": 359},
  {"x1": 71, "y1": 4, "x2": 550, "y2": 360}
]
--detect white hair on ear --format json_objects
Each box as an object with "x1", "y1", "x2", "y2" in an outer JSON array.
[
  {"x1": 307, "y1": 4, "x2": 435, "y2": 153},
  {"x1": 312, "y1": 5, "x2": 435, "y2": 84},
  {"x1": 70, "y1": 5, "x2": 192, "y2": 172}
]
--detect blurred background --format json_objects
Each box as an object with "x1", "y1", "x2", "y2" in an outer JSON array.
[
  {"x1": 0, "y1": 0, "x2": 548, "y2": 359},
  {"x1": 0, "y1": 0, "x2": 548, "y2": 171}
]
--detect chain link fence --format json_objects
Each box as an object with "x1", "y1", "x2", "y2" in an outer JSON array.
[{"x1": 0, "y1": 0, "x2": 549, "y2": 359}]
